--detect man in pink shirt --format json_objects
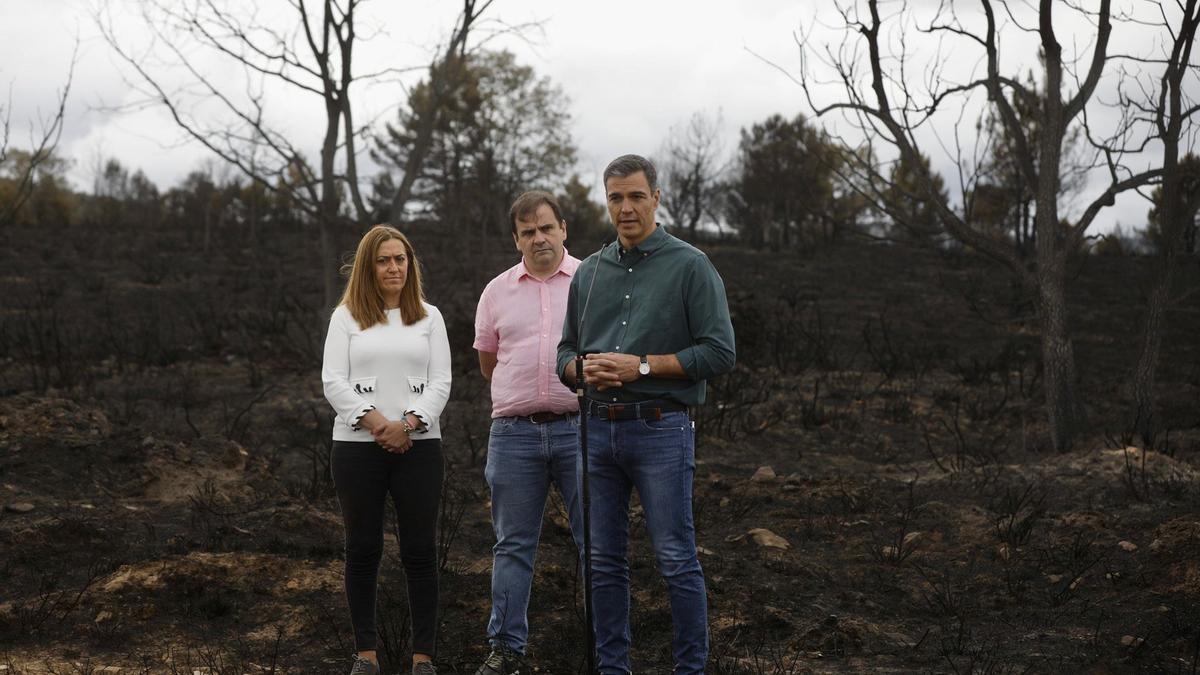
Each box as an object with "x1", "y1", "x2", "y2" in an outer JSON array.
[{"x1": 473, "y1": 190, "x2": 584, "y2": 675}]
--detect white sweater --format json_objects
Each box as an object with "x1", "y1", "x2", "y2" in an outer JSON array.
[{"x1": 322, "y1": 302, "x2": 452, "y2": 442}]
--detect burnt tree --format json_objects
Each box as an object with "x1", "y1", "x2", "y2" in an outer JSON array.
[
  {"x1": 794, "y1": 0, "x2": 1188, "y2": 451},
  {"x1": 97, "y1": 0, "x2": 493, "y2": 307},
  {"x1": 1126, "y1": 0, "x2": 1200, "y2": 445}
]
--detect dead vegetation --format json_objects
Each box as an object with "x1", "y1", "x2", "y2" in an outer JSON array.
[{"x1": 1, "y1": 224, "x2": 1199, "y2": 672}]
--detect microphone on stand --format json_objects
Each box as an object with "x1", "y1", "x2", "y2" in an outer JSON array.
[{"x1": 574, "y1": 236, "x2": 609, "y2": 675}]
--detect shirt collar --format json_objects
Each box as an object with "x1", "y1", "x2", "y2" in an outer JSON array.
[
  {"x1": 616, "y1": 223, "x2": 669, "y2": 259},
  {"x1": 516, "y1": 249, "x2": 578, "y2": 281}
]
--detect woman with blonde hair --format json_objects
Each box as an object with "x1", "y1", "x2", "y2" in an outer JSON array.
[{"x1": 322, "y1": 224, "x2": 451, "y2": 675}]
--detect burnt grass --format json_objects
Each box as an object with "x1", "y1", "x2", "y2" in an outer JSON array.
[{"x1": 1, "y1": 220, "x2": 1199, "y2": 674}]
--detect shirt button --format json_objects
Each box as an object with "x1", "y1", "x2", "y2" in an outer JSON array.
[
  {"x1": 625, "y1": 294, "x2": 630, "y2": 299},
  {"x1": 621, "y1": 321, "x2": 627, "y2": 325},
  {"x1": 612, "y1": 397, "x2": 618, "y2": 402},
  {"x1": 627, "y1": 268, "x2": 633, "y2": 272},
  {"x1": 615, "y1": 346, "x2": 620, "y2": 350}
]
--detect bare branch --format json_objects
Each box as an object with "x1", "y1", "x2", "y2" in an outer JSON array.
[
  {"x1": 0, "y1": 41, "x2": 77, "y2": 228},
  {"x1": 1070, "y1": 168, "x2": 1164, "y2": 245},
  {"x1": 981, "y1": 1, "x2": 1038, "y2": 187},
  {"x1": 1063, "y1": 0, "x2": 1113, "y2": 125},
  {"x1": 386, "y1": 0, "x2": 494, "y2": 218},
  {"x1": 96, "y1": 5, "x2": 321, "y2": 215}
]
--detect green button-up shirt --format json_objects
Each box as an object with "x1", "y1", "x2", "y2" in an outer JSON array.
[{"x1": 556, "y1": 225, "x2": 735, "y2": 405}]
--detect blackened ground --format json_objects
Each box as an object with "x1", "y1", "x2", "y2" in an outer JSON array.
[{"x1": 1, "y1": 221, "x2": 1198, "y2": 673}]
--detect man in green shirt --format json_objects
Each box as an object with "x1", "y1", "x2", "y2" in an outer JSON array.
[{"x1": 557, "y1": 154, "x2": 735, "y2": 673}]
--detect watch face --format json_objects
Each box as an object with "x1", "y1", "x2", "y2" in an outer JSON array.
[{"x1": 638, "y1": 361, "x2": 650, "y2": 375}]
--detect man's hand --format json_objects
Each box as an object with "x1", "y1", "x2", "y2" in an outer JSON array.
[{"x1": 584, "y1": 352, "x2": 642, "y2": 391}]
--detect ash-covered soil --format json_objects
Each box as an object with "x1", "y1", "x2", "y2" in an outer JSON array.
[{"x1": 2, "y1": 228, "x2": 1199, "y2": 673}]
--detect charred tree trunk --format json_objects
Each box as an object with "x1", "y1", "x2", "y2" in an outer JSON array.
[
  {"x1": 1131, "y1": 256, "x2": 1174, "y2": 444},
  {"x1": 1130, "y1": 156, "x2": 1181, "y2": 445},
  {"x1": 1013, "y1": 172, "x2": 1027, "y2": 258},
  {"x1": 320, "y1": 93, "x2": 341, "y2": 308},
  {"x1": 1036, "y1": 258, "x2": 1086, "y2": 451},
  {"x1": 1033, "y1": 3, "x2": 1081, "y2": 452},
  {"x1": 319, "y1": 0, "x2": 344, "y2": 308},
  {"x1": 1129, "y1": 0, "x2": 1200, "y2": 446},
  {"x1": 1022, "y1": 197, "x2": 1033, "y2": 256}
]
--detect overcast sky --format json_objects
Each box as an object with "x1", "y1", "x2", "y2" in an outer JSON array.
[{"x1": 3, "y1": 0, "x2": 1193, "y2": 234}]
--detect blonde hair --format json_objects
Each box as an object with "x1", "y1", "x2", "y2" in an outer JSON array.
[{"x1": 338, "y1": 224, "x2": 428, "y2": 329}]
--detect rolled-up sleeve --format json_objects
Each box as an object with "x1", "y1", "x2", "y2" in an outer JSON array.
[
  {"x1": 675, "y1": 255, "x2": 736, "y2": 381},
  {"x1": 406, "y1": 307, "x2": 452, "y2": 430},
  {"x1": 322, "y1": 308, "x2": 374, "y2": 429},
  {"x1": 473, "y1": 282, "x2": 499, "y2": 353}
]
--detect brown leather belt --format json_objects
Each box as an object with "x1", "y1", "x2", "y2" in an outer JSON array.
[
  {"x1": 512, "y1": 411, "x2": 575, "y2": 424},
  {"x1": 584, "y1": 398, "x2": 688, "y2": 421}
]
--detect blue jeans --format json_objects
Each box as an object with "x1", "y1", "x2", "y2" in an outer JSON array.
[
  {"x1": 484, "y1": 416, "x2": 584, "y2": 653},
  {"x1": 581, "y1": 411, "x2": 707, "y2": 674}
]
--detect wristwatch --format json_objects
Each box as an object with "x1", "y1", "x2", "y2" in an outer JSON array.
[{"x1": 638, "y1": 356, "x2": 651, "y2": 377}]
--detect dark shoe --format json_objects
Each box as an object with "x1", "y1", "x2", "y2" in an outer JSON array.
[
  {"x1": 474, "y1": 644, "x2": 528, "y2": 675},
  {"x1": 349, "y1": 655, "x2": 380, "y2": 675},
  {"x1": 413, "y1": 662, "x2": 439, "y2": 675}
]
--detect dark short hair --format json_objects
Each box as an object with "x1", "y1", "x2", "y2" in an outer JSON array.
[
  {"x1": 509, "y1": 190, "x2": 565, "y2": 233},
  {"x1": 603, "y1": 154, "x2": 658, "y2": 192}
]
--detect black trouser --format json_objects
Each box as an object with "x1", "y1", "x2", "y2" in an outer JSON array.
[{"x1": 331, "y1": 439, "x2": 443, "y2": 655}]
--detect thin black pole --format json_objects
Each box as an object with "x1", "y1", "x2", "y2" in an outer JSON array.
[
  {"x1": 575, "y1": 241, "x2": 607, "y2": 674},
  {"x1": 576, "y1": 355, "x2": 596, "y2": 674}
]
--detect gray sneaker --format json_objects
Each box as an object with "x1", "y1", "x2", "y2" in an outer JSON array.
[
  {"x1": 413, "y1": 662, "x2": 439, "y2": 675},
  {"x1": 474, "y1": 644, "x2": 528, "y2": 675},
  {"x1": 349, "y1": 655, "x2": 380, "y2": 675}
]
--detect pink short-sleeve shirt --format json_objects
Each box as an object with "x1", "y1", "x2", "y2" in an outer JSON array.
[{"x1": 474, "y1": 253, "x2": 580, "y2": 418}]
